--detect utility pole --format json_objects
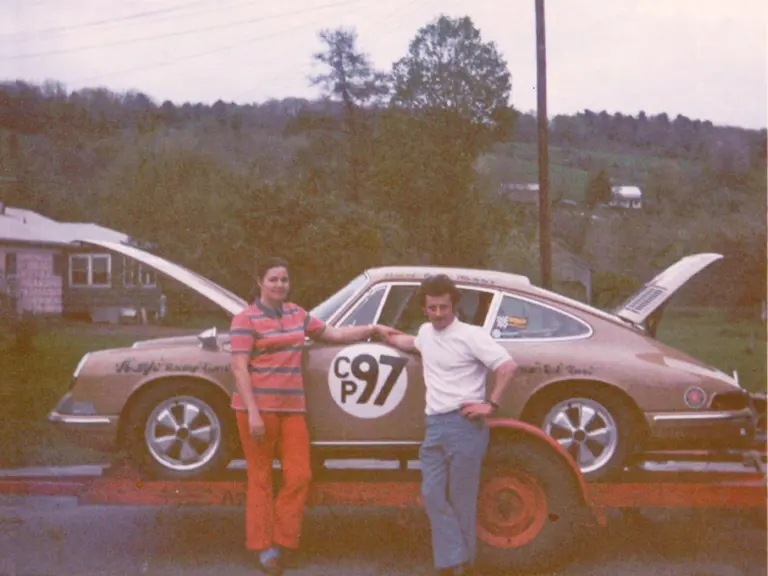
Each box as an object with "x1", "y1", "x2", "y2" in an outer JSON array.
[{"x1": 535, "y1": 0, "x2": 552, "y2": 289}]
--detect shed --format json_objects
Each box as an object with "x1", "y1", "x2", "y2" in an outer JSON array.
[{"x1": 610, "y1": 186, "x2": 643, "y2": 209}]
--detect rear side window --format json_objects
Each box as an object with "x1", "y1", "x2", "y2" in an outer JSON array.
[{"x1": 492, "y1": 295, "x2": 591, "y2": 340}]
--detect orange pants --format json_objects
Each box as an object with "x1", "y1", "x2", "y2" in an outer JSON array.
[{"x1": 236, "y1": 411, "x2": 312, "y2": 551}]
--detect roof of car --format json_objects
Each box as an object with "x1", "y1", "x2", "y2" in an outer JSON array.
[{"x1": 364, "y1": 266, "x2": 532, "y2": 289}]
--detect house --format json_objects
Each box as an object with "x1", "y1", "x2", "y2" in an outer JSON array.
[
  {"x1": 0, "y1": 204, "x2": 163, "y2": 323},
  {"x1": 500, "y1": 182, "x2": 540, "y2": 204},
  {"x1": 609, "y1": 186, "x2": 643, "y2": 209}
]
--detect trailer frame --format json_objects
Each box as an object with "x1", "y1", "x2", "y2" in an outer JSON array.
[{"x1": 1, "y1": 420, "x2": 765, "y2": 573}]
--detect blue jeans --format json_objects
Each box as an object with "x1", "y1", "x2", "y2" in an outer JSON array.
[{"x1": 419, "y1": 410, "x2": 490, "y2": 569}]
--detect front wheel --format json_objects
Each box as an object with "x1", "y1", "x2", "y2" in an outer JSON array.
[{"x1": 124, "y1": 381, "x2": 235, "y2": 480}]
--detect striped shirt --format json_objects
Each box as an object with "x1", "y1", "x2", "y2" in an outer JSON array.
[{"x1": 230, "y1": 299, "x2": 326, "y2": 413}]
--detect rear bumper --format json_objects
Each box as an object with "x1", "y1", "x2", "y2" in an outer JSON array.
[
  {"x1": 644, "y1": 408, "x2": 756, "y2": 451},
  {"x1": 48, "y1": 411, "x2": 120, "y2": 453}
]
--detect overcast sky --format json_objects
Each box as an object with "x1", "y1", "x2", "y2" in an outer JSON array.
[{"x1": 1, "y1": 0, "x2": 766, "y2": 129}]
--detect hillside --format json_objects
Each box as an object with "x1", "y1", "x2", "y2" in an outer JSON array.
[{"x1": 0, "y1": 79, "x2": 765, "y2": 314}]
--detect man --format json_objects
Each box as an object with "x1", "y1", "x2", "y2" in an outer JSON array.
[{"x1": 384, "y1": 274, "x2": 517, "y2": 576}]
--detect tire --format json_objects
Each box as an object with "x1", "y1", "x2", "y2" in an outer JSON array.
[
  {"x1": 124, "y1": 381, "x2": 235, "y2": 480},
  {"x1": 477, "y1": 434, "x2": 588, "y2": 574},
  {"x1": 526, "y1": 384, "x2": 639, "y2": 482}
]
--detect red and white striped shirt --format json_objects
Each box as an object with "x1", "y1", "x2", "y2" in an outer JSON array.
[{"x1": 229, "y1": 299, "x2": 326, "y2": 413}]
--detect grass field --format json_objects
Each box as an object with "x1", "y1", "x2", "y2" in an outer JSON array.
[
  {"x1": 0, "y1": 308, "x2": 764, "y2": 469},
  {"x1": 484, "y1": 142, "x2": 702, "y2": 203}
]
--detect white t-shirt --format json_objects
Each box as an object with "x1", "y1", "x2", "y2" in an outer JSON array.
[{"x1": 414, "y1": 318, "x2": 513, "y2": 416}]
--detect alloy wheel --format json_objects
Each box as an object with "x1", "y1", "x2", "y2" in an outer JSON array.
[
  {"x1": 541, "y1": 397, "x2": 619, "y2": 475},
  {"x1": 144, "y1": 395, "x2": 222, "y2": 471}
]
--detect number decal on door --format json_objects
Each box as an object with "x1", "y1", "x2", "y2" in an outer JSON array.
[{"x1": 328, "y1": 343, "x2": 409, "y2": 419}]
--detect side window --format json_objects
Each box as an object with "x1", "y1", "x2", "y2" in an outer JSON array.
[
  {"x1": 375, "y1": 284, "x2": 495, "y2": 335},
  {"x1": 378, "y1": 285, "x2": 422, "y2": 334},
  {"x1": 456, "y1": 289, "x2": 494, "y2": 327},
  {"x1": 492, "y1": 295, "x2": 591, "y2": 340},
  {"x1": 340, "y1": 285, "x2": 387, "y2": 327}
]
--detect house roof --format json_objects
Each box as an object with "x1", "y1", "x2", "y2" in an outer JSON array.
[
  {"x1": 611, "y1": 185, "x2": 642, "y2": 199},
  {"x1": 0, "y1": 205, "x2": 131, "y2": 247}
]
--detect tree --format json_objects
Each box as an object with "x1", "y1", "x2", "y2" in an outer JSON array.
[
  {"x1": 365, "y1": 15, "x2": 517, "y2": 267},
  {"x1": 391, "y1": 15, "x2": 513, "y2": 140},
  {"x1": 310, "y1": 28, "x2": 390, "y2": 113},
  {"x1": 308, "y1": 27, "x2": 389, "y2": 200},
  {"x1": 585, "y1": 169, "x2": 612, "y2": 207}
]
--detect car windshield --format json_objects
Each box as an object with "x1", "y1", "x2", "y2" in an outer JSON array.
[{"x1": 310, "y1": 273, "x2": 368, "y2": 322}]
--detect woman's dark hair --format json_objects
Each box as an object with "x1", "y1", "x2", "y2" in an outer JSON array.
[
  {"x1": 249, "y1": 256, "x2": 289, "y2": 300},
  {"x1": 419, "y1": 274, "x2": 461, "y2": 307}
]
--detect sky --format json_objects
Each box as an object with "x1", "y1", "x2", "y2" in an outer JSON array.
[{"x1": 1, "y1": 0, "x2": 766, "y2": 129}]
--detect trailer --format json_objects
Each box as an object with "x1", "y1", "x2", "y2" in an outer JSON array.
[{"x1": 1, "y1": 419, "x2": 765, "y2": 573}]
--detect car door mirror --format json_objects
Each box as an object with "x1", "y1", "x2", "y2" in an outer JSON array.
[{"x1": 197, "y1": 327, "x2": 219, "y2": 351}]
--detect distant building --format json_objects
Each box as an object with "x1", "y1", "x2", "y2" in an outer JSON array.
[
  {"x1": 500, "y1": 182, "x2": 540, "y2": 204},
  {"x1": 610, "y1": 186, "x2": 643, "y2": 209},
  {"x1": 0, "y1": 205, "x2": 162, "y2": 322}
]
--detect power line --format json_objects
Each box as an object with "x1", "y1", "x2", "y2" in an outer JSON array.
[
  {"x1": 2, "y1": 0, "x2": 371, "y2": 61},
  {"x1": 0, "y1": 0, "x2": 211, "y2": 41},
  {"x1": 71, "y1": 2, "x2": 373, "y2": 87}
]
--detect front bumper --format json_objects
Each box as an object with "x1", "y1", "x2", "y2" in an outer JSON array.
[
  {"x1": 644, "y1": 408, "x2": 756, "y2": 451},
  {"x1": 48, "y1": 393, "x2": 119, "y2": 453}
]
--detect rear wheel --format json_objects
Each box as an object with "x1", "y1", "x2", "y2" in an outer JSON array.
[
  {"x1": 477, "y1": 434, "x2": 588, "y2": 573},
  {"x1": 527, "y1": 385, "x2": 640, "y2": 482},
  {"x1": 124, "y1": 381, "x2": 235, "y2": 480}
]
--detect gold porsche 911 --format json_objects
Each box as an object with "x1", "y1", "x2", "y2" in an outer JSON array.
[{"x1": 49, "y1": 241, "x2": 760, "y2": 482}]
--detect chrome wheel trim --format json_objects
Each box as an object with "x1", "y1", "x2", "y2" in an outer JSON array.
[
  {"x1": 144, "y1": 395, "x2": 222, "y2": 472},
  {"x1": 542, "y1": 397, "x2": 619, "y2": 475}
]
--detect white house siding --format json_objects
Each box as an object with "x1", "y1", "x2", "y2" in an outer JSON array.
[{"x1": 1, "y1": 247, "x2": 63, "y2": 315}]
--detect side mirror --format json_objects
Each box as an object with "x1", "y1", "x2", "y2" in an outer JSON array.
[{"x1": 197, "y1": 327, "x2": 219, "y2": 351}]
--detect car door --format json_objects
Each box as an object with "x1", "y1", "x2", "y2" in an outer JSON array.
[{"x1": 303, "y1": 281, "x2": 498, "y2": 445}]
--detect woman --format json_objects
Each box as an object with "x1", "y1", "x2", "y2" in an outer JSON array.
[{"x1": 229, "y1": 257, "x2": 391, "y2": 575}]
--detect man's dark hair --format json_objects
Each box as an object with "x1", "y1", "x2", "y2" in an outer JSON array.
[{"x1": 419, "y1": 274, "x2": 461, "y2": 307}]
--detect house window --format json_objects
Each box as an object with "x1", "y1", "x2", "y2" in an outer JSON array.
[
  {"x1": 139, "y1": 265, "x2": 156, "y2": 287},
  {"x1": 5, "y1": 253, "x2": 17, "y2": 275},
  {"x1": 122, "y1": 256, "x2": 156, "y2": 288},
  {"x1": 69, "y1": 254, "x2": 111, "y2": 287},
  {"x1": 122, "y1": 257, "x2": 137, "y2": 287}
]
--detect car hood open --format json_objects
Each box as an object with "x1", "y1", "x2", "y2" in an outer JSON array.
[
  {"x1": 77, "y1": 239, "x2": 248, "y2": 316},
  {"x1": 614, "y1": 253, "x2": 723, "y2": 326}
]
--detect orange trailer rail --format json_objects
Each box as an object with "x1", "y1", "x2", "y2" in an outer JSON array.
[{"x1": 0, "y1": 454, "x2": 765, "y2": 510}]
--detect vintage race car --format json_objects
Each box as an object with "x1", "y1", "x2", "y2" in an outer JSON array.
[{"x1": 49, "y1": 240, "x2": 760, "y2": 482}]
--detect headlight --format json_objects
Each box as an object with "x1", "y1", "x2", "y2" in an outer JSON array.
[{"x1": 53, "y1": 393, "x2": 97, "y2": 415}]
